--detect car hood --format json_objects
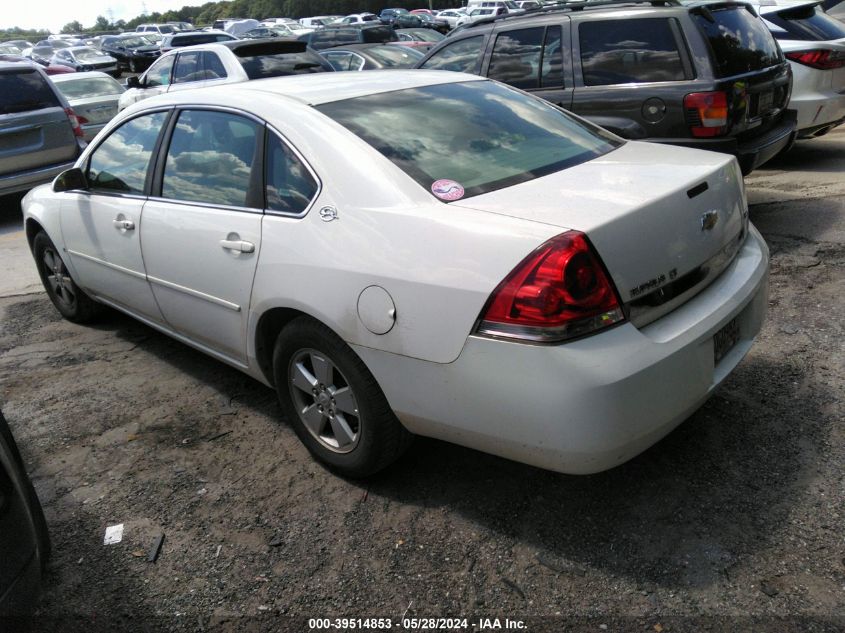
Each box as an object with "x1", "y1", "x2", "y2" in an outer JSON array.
[
  {"x1": 127, "y1": 45, "x2": 160, "y2": 53},
  {"x1": 450, "y1": 141, "x2": 747, "y2": 305}
]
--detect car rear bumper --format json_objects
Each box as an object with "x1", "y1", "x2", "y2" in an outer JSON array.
[
  {"x1": 791, "y1": 93, "x2": 845, "y2": 137},
  {"x1": 354, "y1": 225, "x2": 769, "y2": 475},
  {"x1": 654, "y1": 110, "x2": 798, "y2": 174},
  {"x1": 0, "y1": 157, "x2": 80, "y2": 196}
]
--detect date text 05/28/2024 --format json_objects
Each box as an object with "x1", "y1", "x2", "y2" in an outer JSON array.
[{"x1": 308, "y1": 618, "x2": 527, "y2": 630}]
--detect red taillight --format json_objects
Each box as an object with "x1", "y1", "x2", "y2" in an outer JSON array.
[
  {"x1": 477, "y1": 231, "x2": 624, "y2": 342},
  {"x1": 64, "y1": 107, "x2": 85, "y2": 138},
  {"x1": 684, "y1": 91, "x2": 728, "y2": 138},
  {"x1": 785, "y1": 49, "x2": 845, "y2": 70}
]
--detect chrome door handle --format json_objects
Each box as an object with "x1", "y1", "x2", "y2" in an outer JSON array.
[
  {"x1": 113, "y1": 218, "x2": 135, "y2": 230},
  {"x1": 220, "y1": 239, "x2": 255, "y2": 253}
]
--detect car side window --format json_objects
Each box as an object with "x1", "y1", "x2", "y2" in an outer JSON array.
[
  {"x1": 145, "y1": 54, "x2": 175, "y2": 87},
  {"x1": 541, "y1": 26, "x2": 564, "y2": 88},
  {"x1": 265, "y1": 133, "x2": 319, "y2": 214},
  {"x1": 162, "y1": 110, "x2": 261, "y2": 208},
  {"x1": 579, "y1": 18, "x2": 686, "y2": 86},
  {"x1": 420, "y1": 35, "x2": 484, "y2": 73},
  {"x1": 200, "y1": 52, "x2": 228, "y2": 78},
  {"x1": 173, "y1": 51, "x2": 200, "y2": 83},
  {"x1": 87, "y1": 111, "x2": 168, "y2": 194},
  {"x1": 488, "y1": 27, "x2": 545, "y2": 90},
  {"x1": 323, "y1": 52, "x2": 364, "y2": 71}
]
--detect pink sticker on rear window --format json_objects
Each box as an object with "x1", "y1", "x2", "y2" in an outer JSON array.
[{"x1": 431, "y1": 179, "x2": 465, "y2": 201}]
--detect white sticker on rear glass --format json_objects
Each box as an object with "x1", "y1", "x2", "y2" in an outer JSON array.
[{"x1": 431, "y1": 179, "x2": 465, "y2": 201}]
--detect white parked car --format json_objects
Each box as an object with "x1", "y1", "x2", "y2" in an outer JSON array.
[
  {"x1": 118, "y1": 40, "x2": 333, "y2": 111},
  {"x1": 23, "y1": 71, "x2": 768, "y2": 477},
  {"x1": 756, "y1": 0, "x2": 845, "y2": 138},
  {"x1": 50, "y1": 71, "x2": 125, "y2": 141},
  {"x1": 434, "y1": 8, "x2": 469, "y2": 29},
  {"x1": 340, "y1": 13, "x2": 380, "y2": 24}
]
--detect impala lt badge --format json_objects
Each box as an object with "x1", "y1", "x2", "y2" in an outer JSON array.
[{"x1": 701, "y1": 210, "x2": 719, "y2": 231}]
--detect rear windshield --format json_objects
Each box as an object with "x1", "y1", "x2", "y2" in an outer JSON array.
[
  {"x1": 361, "y1": 26, "x2": 399, "y2": 43},
  {"x1": 237, "y1": 49, "x2": 329, "y2": 79},
  {"x1": 0, "y1": 69, "x2": 60, "y2": 113},
  {"x1": 764, "y1": 4, "x2": 845, "y2": 41},
  {"x1": 316, "y1": 81, "x2": 621, "y2": 200},
  {"x1": 692, "y1": 5, "x2": 782, "y2": 77},
  {"x1": 365, "y1": 44, "x2": 425, "y2": 66},
  {"x1": 55, "y1": 77, "x2": 123, "y2": 99}
]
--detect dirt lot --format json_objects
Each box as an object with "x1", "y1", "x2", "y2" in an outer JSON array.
[{"x1": 1, "y1": 132, "x2": 844, "y2": 633}]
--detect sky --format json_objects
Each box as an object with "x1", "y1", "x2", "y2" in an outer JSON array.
[{"x1": 4, "y1": 0, "x2": 193, "y2": 34}]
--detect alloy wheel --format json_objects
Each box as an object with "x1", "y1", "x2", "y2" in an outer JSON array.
[
  {"x1": 288, "y1": 348, "x2": 361, "y2": 453},
  {"x1": 41, "y1": 247, "x2": 77, "y2": 311}
]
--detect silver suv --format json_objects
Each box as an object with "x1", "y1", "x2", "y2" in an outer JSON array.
[{"x1": 0, "y1": 61, "x2": 85, "y2": 196}]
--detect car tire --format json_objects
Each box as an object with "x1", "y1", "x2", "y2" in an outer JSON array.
[
  {"x1": 273, "y1": 316, "x2": 412, "y2": 478},
  {"x1": 32, "y1": 231, "x2": 101, "y2": 323}
]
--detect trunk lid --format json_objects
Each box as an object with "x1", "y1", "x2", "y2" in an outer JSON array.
[{"x1": 451, "y1": 142, "x2": 747, "y2": 321}]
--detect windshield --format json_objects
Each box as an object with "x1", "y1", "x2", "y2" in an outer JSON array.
[
  {"x1": 366, "y1": 45, "x2": 425, "y2": 66},
  {"x1": 56, "y1": 76, "x2": 123, "y2": 99},
  {"x1": 119, "y1": 37, "x2": 152, "y2": 48},
  {"x1": 74, "y1": 48, "x2": 104, "y2": 61},
  {"x1": 316, "y1": 81, "x2": 621, "y2": 200}
]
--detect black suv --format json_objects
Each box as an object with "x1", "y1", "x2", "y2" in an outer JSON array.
[
  {"x1": 305, "y1": 24, "x2": 399, "y2": 51},
  {"x1": 416, "y1": 0, "x2": 797, "y2": 173}
]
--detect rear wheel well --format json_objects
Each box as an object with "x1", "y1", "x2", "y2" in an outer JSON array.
[{"x1": 255, "y1": 307, "x2": 310, "y2": 387}]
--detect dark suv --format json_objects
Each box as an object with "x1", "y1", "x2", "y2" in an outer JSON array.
[
  {"x1": 416, "y1": 0, "x2": 797, "y2": 173},
  {"x1": 0, "y1": 61, "x2": 85, "y2": 197}
]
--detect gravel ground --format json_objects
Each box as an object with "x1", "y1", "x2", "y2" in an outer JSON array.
[{"x1": 0, "y1": 139, "x2": 843, "y2": 633}]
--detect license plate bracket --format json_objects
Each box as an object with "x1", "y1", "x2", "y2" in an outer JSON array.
[
  {"x1": 758, "y1": 90, "x2": 774, "y2": 115},
  {"x1": 714, "y1": 317, "x2": 740, "y2": 365}
]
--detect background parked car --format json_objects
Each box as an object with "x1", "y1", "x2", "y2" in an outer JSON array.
[
  {"x1": 100, "y1": 34, "x2": 162, "y2": 74},
  {"x1": 0, "y1": 54, "x2": 74, "y2": 75},
  {"x1": 340, "y1": 13, "x2": 381, "y2": 24},
  {"x1": 50, "y1": 46, "x2": 118, "y2": 76},
  {"x1": 243, "y1": 25, "x2": 301, "y2": 40},
  {"x1": 119, "y1": 40, "x2": 333, "y2": 110},
  {"x1": 25, "y1": 45, "x2": 56, "y2": 66},
  {"x1": 395, "y1": 28, "x2": 447, "y2": 51},
  {"x1": 755, "y1": 0, "x2": 845, "y2": 138},
  {"x1": 320, "y1": 43, "x2": 425, "y2": 70},
  {"x1": 160, "y1": 30, "x2": 238, "y2": 53},
  {"x1": 434, "y1": 9, "x2": 468, "y2": 30},
  {"x1": 136, "y1": 23, "x2": 178, "y2": 35},
  {"x1": 0, "y1": 408, "x2": 50, "y2": 617},
  {"x1": 418, "y1": 1, "x2": 797, "y2": 174},
  {"x1": 0, "y1": 61, "x2": 85, "y2": 197},
  {"x1": 51, "y1": 71, "x2": 125, "y2": 141},
  {"x1": 305, "y1": 24, "x2": 399, "y2": 50}
]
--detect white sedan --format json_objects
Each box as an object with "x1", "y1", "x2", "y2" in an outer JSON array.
[{"x1": 23, "y1": 71, "x2": 768, "y2": 477}]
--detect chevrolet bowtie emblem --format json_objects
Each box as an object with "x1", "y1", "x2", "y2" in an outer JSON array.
[{"x1": 701, "y1": 210, "x2": 719, "y2": 231}]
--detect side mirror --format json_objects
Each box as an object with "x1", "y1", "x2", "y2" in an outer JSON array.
[
  {"x1": 126, "y1": 75, "x2": 141, "y2": 88},
  {"x1": 53, "y1": 167, "x2": 88, "y2": 192}
]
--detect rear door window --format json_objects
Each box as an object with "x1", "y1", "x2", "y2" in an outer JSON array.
[
  {"x1": 763, "y1": 4, "x2": 845, "y2": 41},
  {"x1": 420, "y1": 35, "x2": 485, "y2": 73},
  {"x1": 162, "y1": 110, "x2": 261, "y2": 207},
  {"x1": 579, "y1": 18, "x2": 686, "y2": 86},
  {"x1": 488, "y1": 26, "x2": 564, "y2": 90},
  {"x1": 0, "y1": 69, "x2": 61, "y2": 113},
  {"x1": 692, "y1": 6, "x2": 782, "y2": 77}
]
